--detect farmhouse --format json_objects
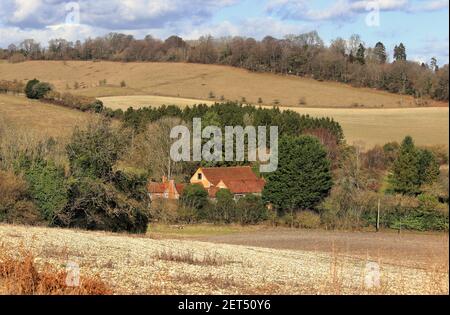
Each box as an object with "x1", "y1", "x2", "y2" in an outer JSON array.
[
  {"x1": 190, "y1": 166, "x2": 265, "y2": 200},
  {"x1": 147, "y1": 176, "x2": 185, "y2": 200}
]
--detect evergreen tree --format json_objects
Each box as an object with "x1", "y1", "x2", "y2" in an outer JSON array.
[
  {"x1": 356, "y1": 43, "x2": 366, "y2": 65},
  {"x1": 262, "y1": 135, "x2": 332, "y2": 211},
  {"x1": 394, "y1": 43, "x2": 407, "y2": 61},
  {"x1": 373, "y1": 42, "x2": 387, "y2": 64},
  {"x1": 417, "y1": 149, "x2": 440, "y2": 185},
  {"x1": 389, "y1": 136, "x2": 420, "y2": 195}
]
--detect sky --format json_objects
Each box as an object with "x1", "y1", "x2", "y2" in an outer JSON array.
[{"x1": 0, "y1": 0, "x2": 448, "y2": 64}]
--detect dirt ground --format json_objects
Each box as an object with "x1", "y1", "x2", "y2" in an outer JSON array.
[
  {"x1": 193, "y1": 227, "x2": 449, "y2": 269},
  {"x1": 1, "y1": 224, "x2": 448, "y2": 295}
]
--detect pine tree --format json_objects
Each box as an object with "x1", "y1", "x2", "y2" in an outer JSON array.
[
  {"x1": 394, "y1": 43, "x2": 407, "y2": 61},
  {"x1": 373, "y1": 42, "x2": 387, "y2": 64},
  {"x1": 356, "y1": 44, "x2": 366, "y2": 65},
  {"x1": 262, "y1": 135, "x2": 333, "y2": 211},
  {"x1": 390, "y1": 136, "x2": 420, "y2": 195},
  {"x1": 417, "y1": 149, "x2": 440, "y2": 185}
]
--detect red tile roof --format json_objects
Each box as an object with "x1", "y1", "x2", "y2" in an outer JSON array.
[
  {"x1": 148, "y1": 181, "x2": 184, "y2": 195},
  {"x1": 201, "y1": 166, "x2": 259, "y2": 185},
  {"x1": 223, "y1": 179, "x2": 265, "y2": 194},
  {"x1": 200, "y1": 166, "x2": 265, "y2": 197},
  {"x1": 148, "y1": 182, "x2": 167, "y2": 194}
]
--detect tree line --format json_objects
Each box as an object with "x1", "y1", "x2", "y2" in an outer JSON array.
[{"x1": 1, "y1": 32, "x2": 448, "y2": 101}]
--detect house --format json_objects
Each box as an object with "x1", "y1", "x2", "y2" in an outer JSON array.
[
  {"x1": 147, "y1": 176, "x2": 185, "y2": 201},
  {"x1": 190, "y1": 166, "x2": 265, "y2": 200}
]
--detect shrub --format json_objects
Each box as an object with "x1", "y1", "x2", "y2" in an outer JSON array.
[
  {"x1": 180, "y1": 184, "x2": 209, "y2": 213},
  {"x1": 25, "y1": 79, "x2": 40, "y2": 99},
  {"x1": 295, "y1": 211, "x2": 321, "y2": 229},
  {"x1": 120, "y1": 80, "x2": 126, "y2": 87},
  {"x1": 32, "y1": 82, "x2": 52, "y2": 99},
  {"x1": 0, "y1": 170, "x2": 42, "y2": 225},
  {"x1": 66, "y1": 120, "x2": 126, "y2": 180},
  {"x1": 236, "y1": 195, "x2": 267, "y2": 225},
  {"x1": 90, "y1": 99, "x2": 104, "y2": 113},
  {"x1": 149, "y1": 199, "x2": 179, "y2": 223},
  {"x1": 210, "y1": 189, "x2": 236, "y2": 223},
  {"x1": 24, "y1": 159, "x2": 68, "y2": 222},
  {"x1": 56, "y1": 177, "x2": 149, "y2": 233}
]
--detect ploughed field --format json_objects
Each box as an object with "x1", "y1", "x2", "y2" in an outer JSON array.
[{"x1": 1, "y1": 224, "x2": 448, "y2": 294}]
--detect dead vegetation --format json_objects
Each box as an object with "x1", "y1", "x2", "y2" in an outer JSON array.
[
  {"x1": 0, "y1": 247, "x2": 111, "y2": 295},
  {"x1": 155, "y1": 249, "x2": 230, "y2": 266}
]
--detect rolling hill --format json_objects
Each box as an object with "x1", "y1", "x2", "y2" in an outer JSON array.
[{"x1": 1, "y1": 60, "x2": 447, "y2": 108}]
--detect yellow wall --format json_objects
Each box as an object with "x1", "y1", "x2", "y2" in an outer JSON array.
[{"x1": 190, "y1": 168, "x2": 212, "y2": 188}]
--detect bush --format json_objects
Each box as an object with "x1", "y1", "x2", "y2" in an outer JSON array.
[
  {"x1": 32, "y1": 82, "x2": 52, "y2": 99},
  {"x1": 295, "y1": 211, "x2": 321, "y2": 229},
  {"x1": 66, "y1": 120, "x2": 126, "y2": 180},
  {"x1": 210, "y1": 189, "x2": 236, "y2": 223},
  {"x1": 25, "y1": 79, "x2": 40, "y2": 99},
  {"x1": 180, "y1": 184, "x2": 209, "y2": 214},
  {"x1": 236, "y1": 195, "x2": 267, "y2": 225},
  {"x1": 0, "y1": 170, "x2": 43, "y2": 225},
  {"x1": 24, "y1": 159, "x2": 68, "y2": 222},
  {"x1": 56, "y1": 177, "x2": 149, "y2": 233},
  {"x1": 149, "y1": 199, "x2": 179, "y2": 223}
]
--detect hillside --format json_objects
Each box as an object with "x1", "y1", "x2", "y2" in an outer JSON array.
[
  {"x1": 0, "y1": 93, "x2": 90, "y2": 140},
  {"x1": 1, "y1": 60, "x2": 447, "y2": 108}
]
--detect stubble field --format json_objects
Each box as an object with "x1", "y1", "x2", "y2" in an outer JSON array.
[{"x1": 0, "y1": 224, "x2": 448, "y2": 295}]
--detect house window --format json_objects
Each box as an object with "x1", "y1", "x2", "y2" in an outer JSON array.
[{"x1": 198, "y1": 173, "x2": 202, "y2": 180}]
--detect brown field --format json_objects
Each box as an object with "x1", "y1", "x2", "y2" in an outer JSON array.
[
  {"x1": 0, "y1": 93, "x2": 90, "y2": 140},
  {"x1": 100, "y1": 95, "x2": 449, "y2": 147},
  {"x1": 1, "y1": 60, "x2": 447, "y2": 108},
  {"x1": 1, "y1": 224, "x2": 448, "y2": 295}
]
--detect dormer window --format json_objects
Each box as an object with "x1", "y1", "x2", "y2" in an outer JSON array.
[{"x1": 198, "y1": 173, "x2": 202, "y2": 180}]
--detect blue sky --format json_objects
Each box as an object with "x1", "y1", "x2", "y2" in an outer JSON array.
[{"x1": 0, "y1": 0, "x2": 448, "y2": 64}]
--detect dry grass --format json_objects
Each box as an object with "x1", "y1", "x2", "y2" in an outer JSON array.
[
  {"x1": 155, "y1": 249, "x2": 230, "y2": 266},
  {"x1": 99, "y1": 95, "x2": 215, "y2": 109},
  {"x1": 1, "y1": 60, "x2": 447, "y2": 108},
  {"x1": 0, "y1": 247, "x2": 111, "y2": 295},
  {"x1": 0, "y1": 93, "x2": 90, "y2": 140}
]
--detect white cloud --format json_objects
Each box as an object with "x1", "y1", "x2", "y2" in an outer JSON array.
[
  {"x1": 0, "y1": 0, "x2": 238, "y2": 29},
  {"x1": 177, "y1": 17, "x2": 310, "y2": 40},
  {"x1": 266, "y1": 0, "x2": 448, "y2": 21}
]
